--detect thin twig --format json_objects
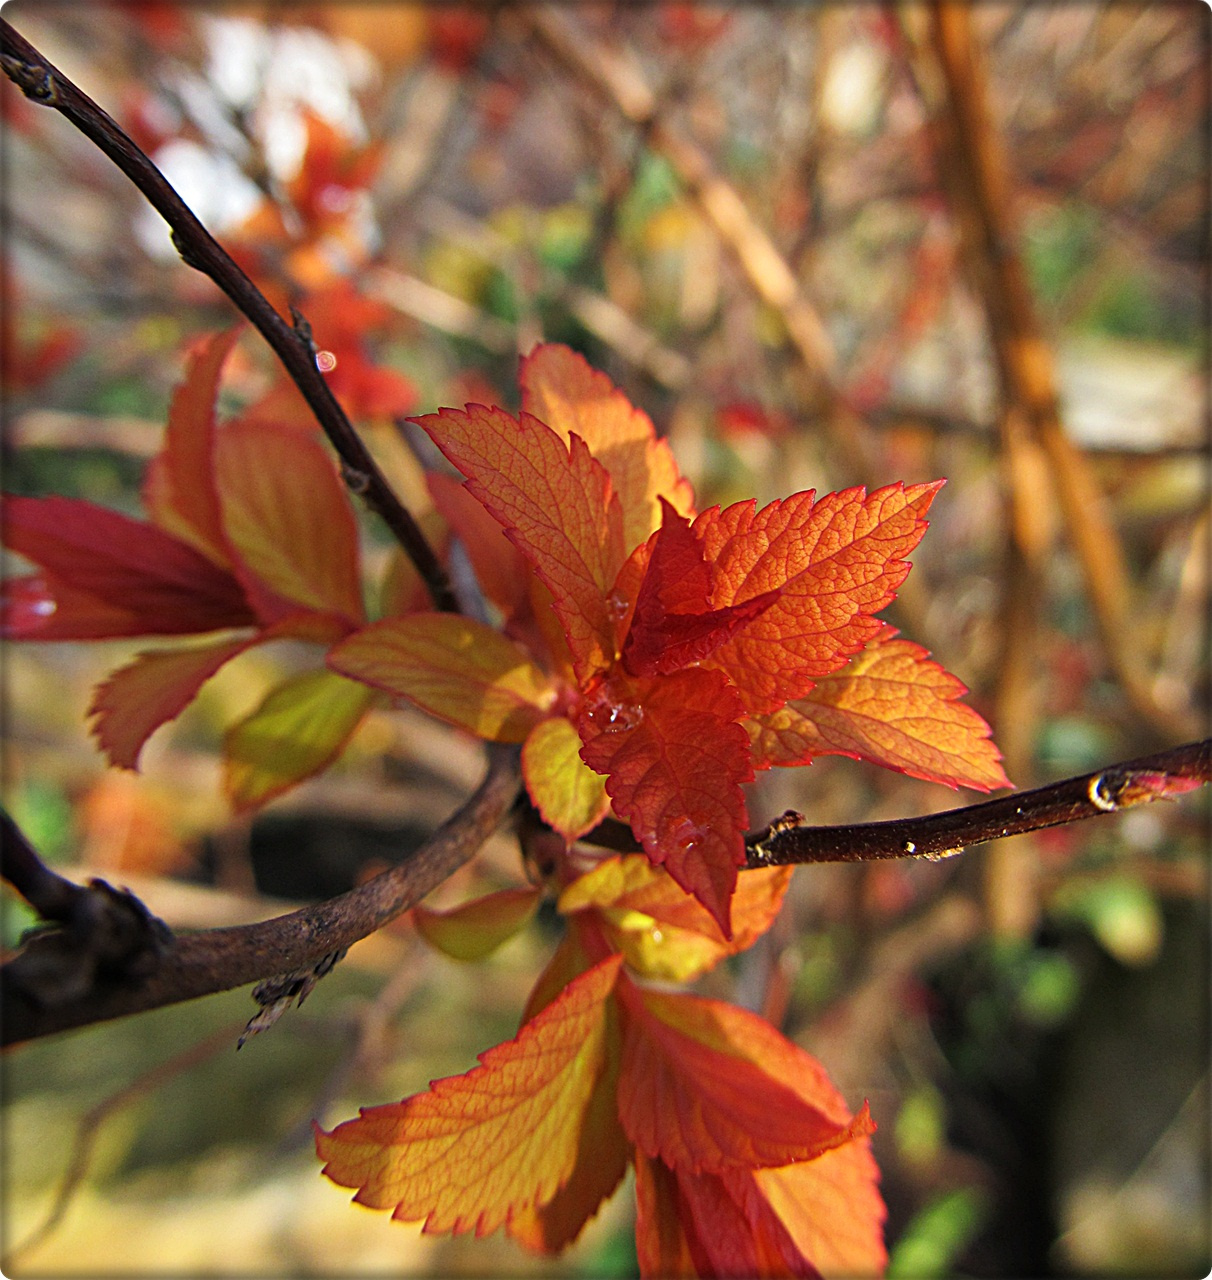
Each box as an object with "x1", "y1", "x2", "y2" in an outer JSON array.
[
  {"x1": 1, "y1": 744, "x2": 522, "y2": 1047},
  {"x1": 581, "y1": 740, "x2": 1210, "y2": 867},
  {"x1": 0, "y1": 18, "x2": 458, "y2": 614}
]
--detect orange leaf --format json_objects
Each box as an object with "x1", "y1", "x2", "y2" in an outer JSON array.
[
  {"x1": 577, "y1": 667, "x2": 751, "y2": 935},
  {"x1": 143, "y1": 327, "x2": 239, "y2": 567},
  {"x1": 695, "y1": 482, "x2": 942, "y2": 714},
  {"x1": 617, "y1": 980, "x2": 874, "y2": 1174},
  {"x1": 213, "y1": 420, "x2": 364, "y2": 626},
  {"x1": 559, "y1": 855, "x2": 792, "y2": 983},
  {"x1": 749, "y1": 624, "x2": 1010, "y2": 790},
  {"x1": 411, "y1": 404, "x2": 626, "y2": 682},
  {"x1": 506, "y1": 999, "x2": 629, "y2": 1254},
  {"x1": 223, "y1": 669, "x2": 376, "y2": 812},
  {"x1": 316, "y1": 954, "x2": 624, "y2": 1236},
  {"x1": 329, "y1": 613, "x2": 556, "y2": 743},
  {"x1": 754, "y1": 1143, "x2": 887, "y2": 1278},
  {"x1": 89, "y1": 636, "x2": 258, "y2": 769},
  {"x1": 622, "y1": 498, "x2": 779, "y2": 677},
  {"x1": 519, "y1": 342, "x2": 694, "y2": 547},
  {"x1": 412, "y1": 886, "x2": 542, "y2": 962},
  {"x1": 522, "y1": 716, "x2": 610, "y2": 840}
]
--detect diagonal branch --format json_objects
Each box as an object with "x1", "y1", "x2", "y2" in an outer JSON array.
[
  {"x1": 2, "y1": 745, "x2": 522, "y2": 1047},
  {"x1": 0, "y1": 18, "x2": 458, "y2": 614}
]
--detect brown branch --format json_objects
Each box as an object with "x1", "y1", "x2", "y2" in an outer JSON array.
[
  {"x1": 908, "y1": 4, "x2": 1198, "y2": 744},
  {"x1": 0, "y1": 18, "x2": 458, "y2": 615},
  {"x1": 1, "y1": 744, "x2": 522, "y2": 1047},
  {"x1": 580, "y1": 740, "x2": 1210, "y2": 867}
]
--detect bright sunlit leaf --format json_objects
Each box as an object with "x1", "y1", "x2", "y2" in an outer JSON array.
[
  {"x1": 695, "y1": 482, "x2": 943, "y2": 714},
  {"x1": 519, "y1": 342, "x2": 694, "y2": 547},
  {"x1": 558, "y1": 855, "x2": 793, "y2": 983},
  {"x1": 143, "y1": 326, "x2": 240, "y2": 567},
  {"x1": 522, "y1": 716, "x2": 610, "y2": 840},
  {"x1": 749, "y1": 625, "x2": 1009, "y2": 790},
  {"x1": 411, "y1": 403, "x2": 626, "y2": 682},
  {"x1": 213, "y1": 420, "x2": 365, "y2": 626},
  {"x1": 316, "y1": 954, "x2": 623, "y2": 1236},
  {"x1": 328, "y1": 613, "x2": 557, "y2": 743}
]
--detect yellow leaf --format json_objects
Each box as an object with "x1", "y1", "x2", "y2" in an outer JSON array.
[
  {"x1": 522, "y1": 716, "x2": 610, "y2": 839},
  {"x1": 413, "y1": 886, "x2": 542, "y2": 962}
]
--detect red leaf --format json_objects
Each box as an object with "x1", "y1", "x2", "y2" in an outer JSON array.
[
  {"x1": 634, "y1": 1155, "x2": 698, "y2": 1279},
  {"x1": 411, "y1": 404, "x2": 626, "y2": 682},
  {"x1": 2, "y1": 495, "x2": 256, "y2": 637},
  {"x1": 519, "y1": 343, "x2": 694, "y2": 547},
  {"x1": 316, "y1": 954, "x2": 623, "y2": 1237},
  {"x1": 576, "y1": 667, "x2": 752, "y2": 935},
  {"x1": 213, "y1": 420, "x2": 364, "y2": 626},
  {"x1": 89, "y1": 635, "x2": 258, "y2": 769},
  {"x1": 143, "y1": 327, "x2": 239, "y2": 567},
  {"x1": 617, "y1": 980, "x2": 874, "y2": 1175},
  {"x1": 622, "y1": 498, "x2": 779, "y2": 677},
  {"x1": 749, "y1": 624, "x2": 1010, "y2": 791},
  {"x1": 694, "y1": 482, "x2": 942, "y2": 713}
]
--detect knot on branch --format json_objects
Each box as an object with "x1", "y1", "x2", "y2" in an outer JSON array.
[
  {"x1": 5, "y1": 880, "x2": 172, "y2": 1008},
  {"x1": 0, "y1": 53, "x2": 58, "y2": 104}
]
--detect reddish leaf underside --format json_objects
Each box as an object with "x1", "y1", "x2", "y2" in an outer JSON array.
[
  {"x1": 622, "y1": 499, "x2": 781, "y2": 678},
  {"x1": 315, "y1": 954, "x2": 623, "y2": 1237},
  {"x1": 2, "y1": 495, "x2": 257, "y2": 638},
  {"x1": 212, "y1": 420, "x2": 365, "y2": 626},
  {"x1": 576, "y1": 667, "x2": 752, "y2": 935},
  {"x1": 695, "y1": 482, "x2": 942, "y2": 714},
  {"x1": 617, "y1": 981, "x2": 874, "y2": 1175},
  {"x1": 519, "y1": 342, "x2": 694, "y2": 549},
  {"x1": 748, "y1": 625, "x2": 1010, "y2": 791},
  {"x1": 143, "y1": 326, "x2": 239, "y2": 567},
  {"x1": 634, "y1": 1155, "x2": 699, "y2": 1279},
  {"x1": 411, "y1": 405, "x2": 626, "y2": 683},
  {"x1": 328, "y1": 613, "x2": 556, "y2": 743}
]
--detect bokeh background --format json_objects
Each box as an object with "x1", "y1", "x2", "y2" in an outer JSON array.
[{"x1": 2, "y1": 4, "x2": 1208, "y2": 1275}]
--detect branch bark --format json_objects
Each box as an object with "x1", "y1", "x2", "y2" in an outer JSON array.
[
  {"x1": 2, "y1": 745, "x2": 522, "y2": 1047},
  {"x1": 0, "y1": 17, "x2": 458, "y2": 614}
]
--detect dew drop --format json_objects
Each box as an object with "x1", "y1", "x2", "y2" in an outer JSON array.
[
  {"x1": 32, "y1": 598, "x2": 56, "y2": 617},
  {"x1": 316, "y1": 349, "x2": 338, "y2": 373},
  {"x1": 903, "y1": 840, "x2": 916, "y2": 854},
  {"x1": 668, "y1": 816, "x2": 706, "y2": 854},
  {"x1": 650, "y1": 928, "x2": 664, "y2": 944},
  {"x1": 605, "y1": 589, "x2": 630, "y2": 622}
]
